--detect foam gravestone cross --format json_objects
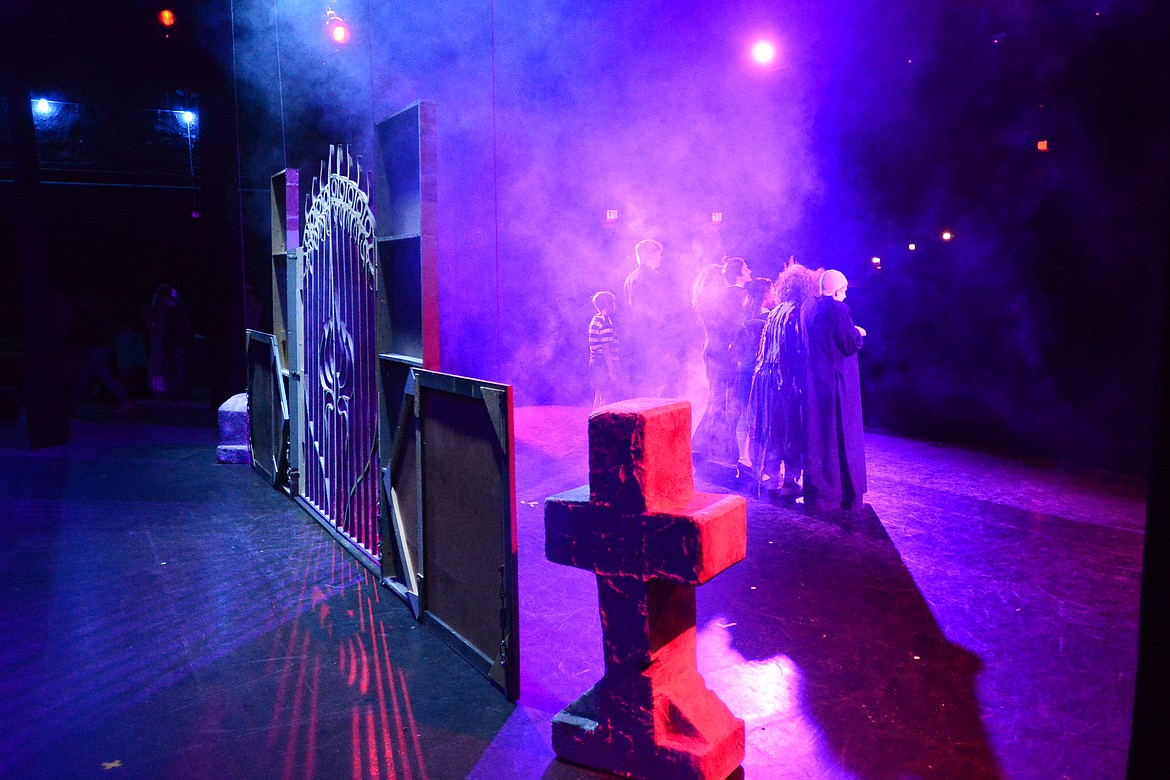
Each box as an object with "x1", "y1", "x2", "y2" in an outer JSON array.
[{"x1": 545, "y1": 399, "x2": 747, "y2": 780}]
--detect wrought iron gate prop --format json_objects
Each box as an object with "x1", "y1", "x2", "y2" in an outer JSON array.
[
  {"x1": 296, "y1": 145, "x2": 382, "y2": 560},
  {"x1": 248, "y1": 107, "x2": 519, "y2": 701}
]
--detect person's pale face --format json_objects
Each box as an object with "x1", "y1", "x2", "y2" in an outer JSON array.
[
  {"x1": 738, "y1": 266, "x2": 753, "y2": 286},
  {"x1": 646, "y1": 250, "x2": 662, "y2": 270},
  {"x1": 833, "y1": 285, "x2": 848, "y2": 301}
]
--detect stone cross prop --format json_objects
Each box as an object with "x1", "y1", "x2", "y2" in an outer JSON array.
[{"x1": 545, "y1": 399, "x2": 747, "y2": 779}]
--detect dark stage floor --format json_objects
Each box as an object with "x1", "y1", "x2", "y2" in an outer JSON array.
[{"x1": 0, "y1": 403, "x2": 1145, "y2": 779}]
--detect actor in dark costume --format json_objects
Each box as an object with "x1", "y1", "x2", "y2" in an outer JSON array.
[
  {"x1": 748, "y1": 263, "x2": 820, "y2": 494},
  {"x1": 692, "y1": 257, "x2": 751, "y2": 464},
  {"x1": 732, "y1": 277, "x2": 773, "y2": 470},
  {"x1": 801, "y1": 269, "x2": 868, "y2": 511},
  {"x1": 622, "y1": 238, "x2": 669, "y2": 396}
]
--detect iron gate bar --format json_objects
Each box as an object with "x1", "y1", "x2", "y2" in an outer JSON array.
[{"x1": 295, "y1": 145, "x2": 381, "y2": 561}]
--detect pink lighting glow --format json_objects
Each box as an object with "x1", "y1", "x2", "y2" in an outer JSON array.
[{"x1": 751, "y1": 40, "x2": 777, "y2": 66}]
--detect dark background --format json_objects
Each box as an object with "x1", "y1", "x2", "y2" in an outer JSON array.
[{"x1": 1, "y1": 0, "x2": 1167, "y2": 478}]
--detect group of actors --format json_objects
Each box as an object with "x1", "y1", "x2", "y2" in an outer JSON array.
[{"x1": 587, "y1": 239, "x2": 868, "y2": 512}]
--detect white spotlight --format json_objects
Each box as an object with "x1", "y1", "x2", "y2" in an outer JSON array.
[{"x1": 751, "y1": 40, "x2": 777, "y2": 66}]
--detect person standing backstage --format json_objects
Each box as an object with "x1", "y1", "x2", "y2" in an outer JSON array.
[{"x1": 801, "y1": 269, "x2": 867, "y2": 512}]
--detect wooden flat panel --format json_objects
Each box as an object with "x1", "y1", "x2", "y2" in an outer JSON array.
[
  {"x1": 385, "y1": 384, "x2": 422, "y2": 617},
  {"x1": 374, "y1": 102, "x2": 439, "y2": 370},
  {"x1": 414, "y1": 370, "x2": 519, "y2": 700},
  {"x1": 245, "y1": 330, "x2": 288, "y2": 487}
]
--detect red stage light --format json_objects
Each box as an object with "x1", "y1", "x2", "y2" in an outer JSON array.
[
  {"x1": 326, "y1": 10, "x2": 350, "y2": 45},
  {"x1": 158, "y1": 9, "x2": 175, "y2": 27}
]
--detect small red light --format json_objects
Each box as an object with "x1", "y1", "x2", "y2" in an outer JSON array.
[
  {"x1": 158, "y1": 9, "x2": 176, "y2": 27},
  {"x1": 326, "y1": 10, "x2": 350, "y2": 45},
  {"x1": 1037, "y1": 139, "x2": 1049, "y2": 152}
]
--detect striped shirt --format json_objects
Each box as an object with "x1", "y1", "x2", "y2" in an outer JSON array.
[{"x1": 588, "y1": 313, "x2": 619, "y2": 359}]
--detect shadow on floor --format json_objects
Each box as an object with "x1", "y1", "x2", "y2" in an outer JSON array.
[{"x1": 701, "y1": 503, "x2": 1002, "y2": 780}]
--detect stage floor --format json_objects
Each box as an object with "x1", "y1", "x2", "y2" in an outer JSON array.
[{"x1": 0, "y1": 403, "x2": 1146, "y2": 779}]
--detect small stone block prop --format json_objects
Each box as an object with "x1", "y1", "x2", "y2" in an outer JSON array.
[
  {"x1": 216, "y1": 392, "x2": 251, "y2": 465},
  {"x1": 545, "y1": 398, "x2": 747, "y2": 780}
]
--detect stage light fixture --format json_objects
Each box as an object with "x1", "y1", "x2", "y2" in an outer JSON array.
[
  {"x1": 942, "y1": 231, "x2": 954, "y2": 241},
  {"x1": 908, "y1": 243, "x2": 916, "y2": 251},
  {"x1": 1037, "y1": 139, "x2": 1049, "y2": 152},
  {"x1": 326, "y1": 8, "x2": 350, "y2": 45},
  {"x1": 158, "y1": 9, "x2": 175, "y2": 27},
  {"x1": 751, "y1": 40, "x2": 776, "y2": 66},
  {"x1": 35, "y1": 98, "x2": 51, "y2": 115}
]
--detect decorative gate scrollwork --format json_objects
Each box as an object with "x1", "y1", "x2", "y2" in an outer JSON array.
[
  {"x1": 297, "y1": 145, "x2": 381, "y2": 558},
  {"x1": 261, "y1": 119, "x2": 519, "y2": 701}
]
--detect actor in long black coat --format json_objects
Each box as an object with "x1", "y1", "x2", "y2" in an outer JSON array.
[
  {"x1": 801, "y1": 270, "x2": 867, "y2": 511},
  {"x1": 693, "y1": 259, "x2": 752, "y2": 465}
]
